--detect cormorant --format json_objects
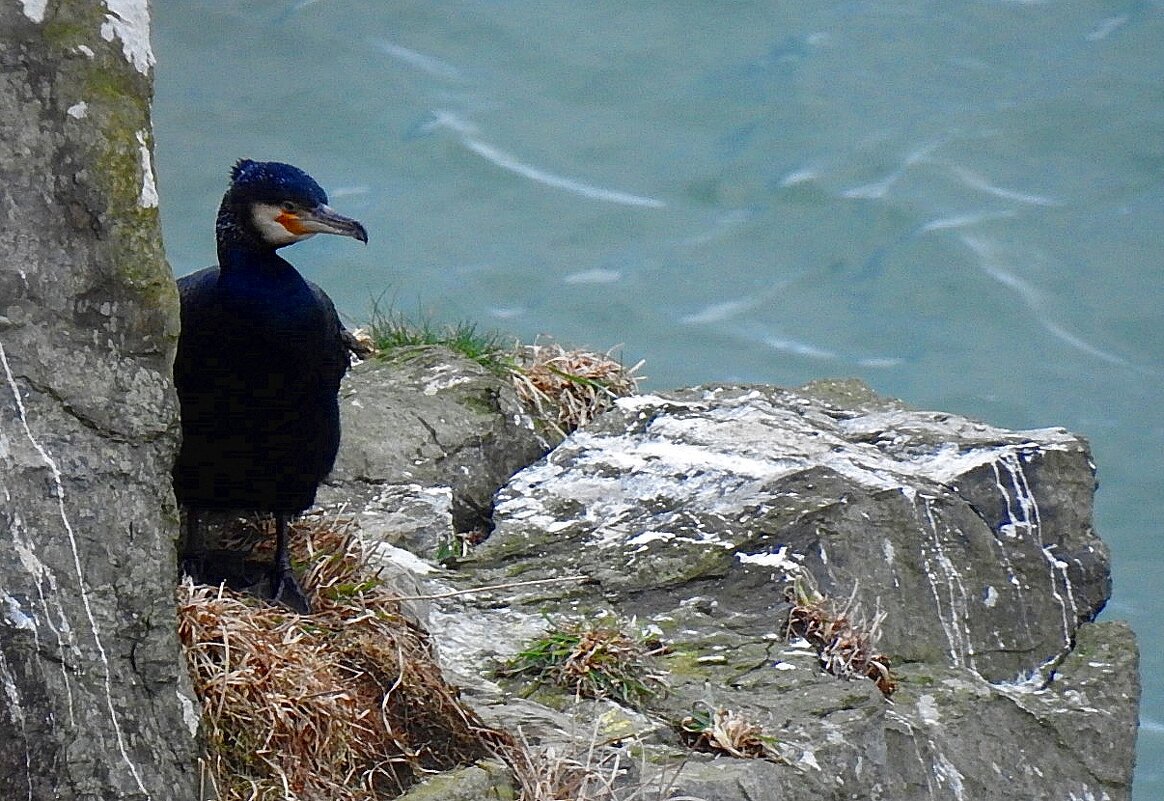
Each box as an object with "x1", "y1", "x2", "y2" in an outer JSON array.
[{"x1": 173, "y1": 159, "x2": 368, "y2": 613}]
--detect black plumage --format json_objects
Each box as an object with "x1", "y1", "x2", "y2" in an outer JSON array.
[{"x1": 173, "y1": 159, "x2": 368, "y2": 613}]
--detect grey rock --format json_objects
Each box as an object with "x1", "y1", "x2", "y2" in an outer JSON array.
[
  {"x1": 481, "y1": 382, "x2": 1108, "y2": 681},
  {"x1": 349, "y1": 482, "x2": 456, "y2": 558},
  {"x1": 409, "y1": 380, "x2": 1137, "y2": 801},
  {"x1": 323, "y1": 349, "x2": 553, "y2": 539},
  {"x1": 396, "y1": 760, "x2": 514, "y2": 801},
  {"x1": 0, "y1": 5, "x2": 197, "y2": 799}
]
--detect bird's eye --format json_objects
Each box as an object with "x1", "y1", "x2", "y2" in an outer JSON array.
[{"x1": 280, "y1": 201, "x2": 298, "y2": 213}]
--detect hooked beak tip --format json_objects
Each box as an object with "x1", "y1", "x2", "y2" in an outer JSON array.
[{"x1": 306, "y1": 204, "x2": 369, "y2": 243}]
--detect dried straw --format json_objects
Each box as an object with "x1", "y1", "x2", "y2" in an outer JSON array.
[
  {"x1": 510, "y1": 340, "x2": 644, "y2": 436},
  {"x1": 176, "y1": 515, "x2": 709, "y2": 800},
  {"x1": 678, "y1": 703, "x2": 781, "y2": 761},
  {"x1": 784, "y1": 582, "x2": 897, "y2": 697},
  {"x1": 177, "y1": 517, "x2": 491, "y2": 801}
]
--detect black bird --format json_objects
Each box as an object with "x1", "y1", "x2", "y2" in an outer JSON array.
[{"x1": 173, "y1": 159, "x2": 368, "y2": 613}]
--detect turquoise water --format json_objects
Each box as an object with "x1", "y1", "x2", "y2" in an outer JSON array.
[{"x1": 152, "y1": 2, "x2": 1164, "y2": 795}]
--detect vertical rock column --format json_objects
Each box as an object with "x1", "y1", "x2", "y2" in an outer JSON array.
[{"x1": 0, "y1": 2, "x2": 196, "y2": 799}]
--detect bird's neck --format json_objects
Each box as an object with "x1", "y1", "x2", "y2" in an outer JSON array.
[{"x1": 217, "y1": 246, "x2": 295, "y2": 279}]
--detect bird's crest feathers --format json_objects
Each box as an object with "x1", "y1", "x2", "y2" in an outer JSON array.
[
  {"x1": 230, "y1": 158, "x2": 256, "y2": 182},
  {"x1": 228, "y1": 159, "x2": 329, "y2": 207}
]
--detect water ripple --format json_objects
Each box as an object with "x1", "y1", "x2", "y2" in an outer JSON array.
[
  {"x1": 961, "y1": 235, "x2": 1128, "y2": 367},
  {"x1": 372, "y1": 39, "x2": 465, "y2": 81},
  {"x1": 461, "y1": 137, "x2": 666, "y2": 208}
]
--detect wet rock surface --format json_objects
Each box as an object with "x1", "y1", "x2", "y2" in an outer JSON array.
[{"x1": 339, "y1": 370, "x2": 1138, "y2": 801}]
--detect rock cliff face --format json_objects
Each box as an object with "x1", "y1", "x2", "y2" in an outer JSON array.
[
  {"x1": 0, "y1": 5, "x2": 197, "y2": 800},
  {"x1": 332, "y1": 355, "x2": 1139, "y2": 801}
]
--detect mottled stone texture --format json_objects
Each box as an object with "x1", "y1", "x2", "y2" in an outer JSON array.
[
  {"x1": 478, "y1": 382, "x2": 1136, "y2": 800},
  {"x1": 324, "y1": 351, "x2": 553, "y2": 542},
  {"x1": 0, "y1": 4, "x2": 196, "y2": 800},
  {"x1": 359, "y1": 376, "x2": 1136, "y2": 801},
  {"x1": 485, "y1": 381, "x2": 1110, "y2": 682}
]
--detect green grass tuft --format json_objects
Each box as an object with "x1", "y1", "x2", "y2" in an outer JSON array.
[
  {"x1": 366, "y1": 297, "x2": 513, "y2": 373},
  {"x1": 495, "y1": 617, "x2": 666, "y2": 709},
  {"x1": 359, "y1": 297, "x2": 644, "y2": 435}
]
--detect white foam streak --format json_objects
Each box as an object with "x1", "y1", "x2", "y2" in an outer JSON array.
[
  {"x1": 949, "y1": 166, "x2": 1059, "y2": 206},
  {"x1": 1086, "y1": 15, "x2": 1128, "y2": 41},
  {"x1": 424, "y1": 111, "x2": 663, "y2": 208},
  {"x1": 921, "y1": 210, "x2": 1016, "y2": 232},
  {"x1": 374, "y1": 40, "x2": 463, "y2": 81},
  {"x1": 563, "y1": 269, "x2": 621, "y2": 285},
  {"x1": 427, "y1": 110, "x2": 479, "y2": 137},
  {"x1": 763, "y1": 336, "x2": 837, "y2": 360},
  {"x1": 779, "y1": 167, "x2": 819, "y2": 187},
  {"x1": 980, "y1": 262, "x2": 1043, "y2": 306},
  {"x1": 462, "y1": 137, "x2": 665, "y2": 208},
  {"x1": 963, "y1": 235, "x2": 1128, "y2": 367},
  {"x1": 842, "y1": 175, "x2": 900, "y2": 200},
  {"x1": 680, "y1": 208, "x2": 752, "y2": 246},
  {"x1": 842, "y1": 141, "x2": 942, "y2": 199},
  {"x1": 859, "y1": 356, "x2": 905, "y2": 368},
  {"x1": 680, "y1": 298, "x2": 759, "y2": 325},
  {"x1": 1038, "y1": 318, "x2": 1128, "y2": 366}
]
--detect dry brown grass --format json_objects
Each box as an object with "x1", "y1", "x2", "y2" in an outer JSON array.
[
  {"x1": 177, "y1": 515, "x2": 714, "y2": 801},
  {"x1": 511, "y1": 339, "x2": 644, "y2": 436},
  {"x1": 677, "y1": 702, "x2": 781, "y2": 761},
  {"x1": 177, "y1": 517, "x2": 492, "y2": 801},
  {"x1": 504, "y1": 721, "x2": 709, "y2": 801},
  {"x1": 504, "y1": 725, "x2": 623, "y2": 801},
  {"x1": 784, "y1": 581, "x2": 897, "y2": 697},
  {"x1": 355, "y1": 316, "x2": 645, "y2": 436}
]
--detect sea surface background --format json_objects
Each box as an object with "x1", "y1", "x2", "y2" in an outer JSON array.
[{"x1": 151, "y1": 2, "x2": 1162, "y2": 795}]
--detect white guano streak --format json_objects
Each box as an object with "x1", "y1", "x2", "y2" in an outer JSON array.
[
  {"x1": 0, "y1": 647, "x2": 33, "y2": 801},
  {"x1": 101, "y1": 0, "x2": 155, "y2": 75},
  {"x1": 996, "y1": 452, "x2": 1075, "y2": 650},
  {"x1": 915, "y1": 496, "x2": 974, "y2": 669},
  {"x1": 20, "y1": 0, "x2": 48, "y2": 22},
  {"x1": 11, "y1": 517, "x2": 77, "y2": 726},
  {"x1": 136, "y1": 130, "x2": 159, "y2": 208},
  {"x1": 0, "y1": 343, "x2": 151, "y2": 799}
]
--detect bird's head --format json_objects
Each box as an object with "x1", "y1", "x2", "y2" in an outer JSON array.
[{"x1": 217, "y1": 159, "x2": 368, "y2": 250}]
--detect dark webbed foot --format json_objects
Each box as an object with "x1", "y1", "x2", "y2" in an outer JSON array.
[
  {"x1": 271, "y1": 564, "x2": 311, "y2": 614},
  {"x1": 271, "y1": 513, "x2": 311, "y2": 614}
]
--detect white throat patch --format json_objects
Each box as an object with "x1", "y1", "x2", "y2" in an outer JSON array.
[{"x1": 250, "y1": 202, "x2": 315, "y2": 246}]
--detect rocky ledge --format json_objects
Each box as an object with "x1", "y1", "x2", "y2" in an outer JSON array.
[{"x1": 319, "y1": 351, "x2": 1138, "y2": 801}]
